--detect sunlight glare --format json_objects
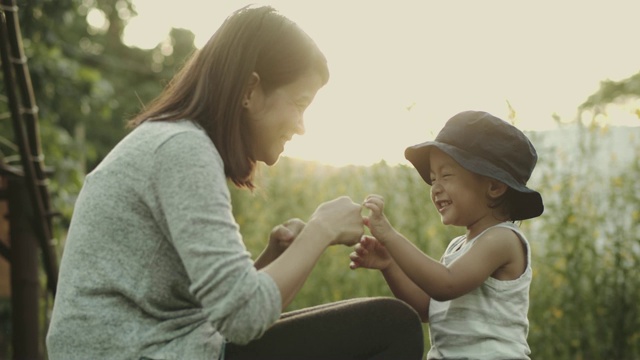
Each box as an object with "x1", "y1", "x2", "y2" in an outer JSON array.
[{"x1": 124, "y1": 0, "x2": 640, "y2": 166}]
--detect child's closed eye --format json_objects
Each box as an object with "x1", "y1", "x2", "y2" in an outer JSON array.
[{"x1": 432, "y1": 174, "x2": 452, "y2": 182}]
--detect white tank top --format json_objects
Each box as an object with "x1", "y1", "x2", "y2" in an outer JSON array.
[{"x1": 427, "y1": 222, "x2": 532, "y2": 360}]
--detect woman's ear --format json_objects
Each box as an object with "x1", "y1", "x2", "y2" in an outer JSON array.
[
  {"x1": 487, "y1": 180, "x2": 508, "y2": 199},
  {"x1": 242, "y1": 72, "x2": 261, "y2": 109}
]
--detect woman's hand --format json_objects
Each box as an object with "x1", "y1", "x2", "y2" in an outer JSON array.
[
  {"x1": 268, "y1": 218, "x2": 305, "y2": 256},
  {"x1": 308, "y1": 196, "x2": 364, "y2": 247},
  {"x1": 255, "y1": 218, "x2": 305, "y2": 269}
]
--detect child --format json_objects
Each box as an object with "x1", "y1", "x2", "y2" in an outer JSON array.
[{"x1": 350, "y1": 110, "x2": 544, "y2": 360}]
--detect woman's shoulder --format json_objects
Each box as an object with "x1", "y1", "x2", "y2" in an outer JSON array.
[
  {"x1": 137, "y1": 119, "x2": 207, "y2": 141},
  {"x1": 95, "y1": 119, "x2": 220, "y2": 175},
  {"x1": 133, "y1": 120, "x2": 217, "y2": 156}
]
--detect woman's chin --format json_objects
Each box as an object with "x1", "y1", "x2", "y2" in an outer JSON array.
[
  {"x1": 262, "y1": 152, "x2": 281, "y2": 166},
  {"x1": 255, "y1": 145, "x2": 285, "y2": 166}
]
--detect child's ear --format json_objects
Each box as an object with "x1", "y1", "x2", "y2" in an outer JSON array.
[{"x1": 488, "y1": 180, "x2": 508, "y2": 199}]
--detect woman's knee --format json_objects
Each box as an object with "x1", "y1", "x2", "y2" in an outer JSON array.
[
  {"x1": 368, "y1": 297, "x2": 424, "y2": 358},
  {"x1": 370, "y1": 297, "x2": 420, "y2": 319}
]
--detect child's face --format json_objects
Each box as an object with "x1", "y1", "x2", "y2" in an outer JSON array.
[{"x1": 428, "y1": 148, "x2": 492, "y2": 227}]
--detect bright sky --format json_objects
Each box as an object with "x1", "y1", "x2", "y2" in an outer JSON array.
[{"x1": 121, "y1": 0, "x2": 640, "y2": 166}]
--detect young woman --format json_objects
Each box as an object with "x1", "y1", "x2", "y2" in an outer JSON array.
[
  {"x1": 46, "y1": 6, "x2": 424, "y2": 360},
  {"x1": 351, "y1": 110, "x2": 544, "y2": 360}
]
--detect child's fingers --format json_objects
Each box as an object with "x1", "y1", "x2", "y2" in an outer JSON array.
[
  {"x1": 363, "y1": 195, "x2": 384, "y2": 209},
  {"x1": 364, "y1": 194, "x2": 384, "y2": 203},
  {"x1": 353, "y1": 243, "x2": 368, "y2": 256},
  {"x1": 360, "y1": 235, "x2": 377, "y2": 247},
  {"x1": 349, "y1": 252, "x2": 362, "y2": 269},
  {"x1": 362, "y1": 203, "x2": 378, "y2": 213}
]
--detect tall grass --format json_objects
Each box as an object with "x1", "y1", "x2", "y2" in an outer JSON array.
[{"x1": 231, "y1": 124, "x2": 640, "y2": 359}]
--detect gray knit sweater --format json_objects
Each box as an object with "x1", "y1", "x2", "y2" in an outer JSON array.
[{"x1": 46, "y1": 120, "x2": 282, "y2": 360}]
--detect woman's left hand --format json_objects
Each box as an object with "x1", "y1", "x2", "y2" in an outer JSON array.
[
  {"x1": 268, "y1": 218, "x2": 306, "y2": 256},
  {"x1": 255, "y1": 218, "x2": 306, "y2": 270}
]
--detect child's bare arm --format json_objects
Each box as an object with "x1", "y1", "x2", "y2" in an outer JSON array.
[
  {"x1": 377, "y1": 226, "x2": 522, "y2": 301},
  {"x1": 350, "y1": 235, "x2": 431, "y2": 322},
  {"x1": 363, "y1": 195, "x2": 523, "y2": 301},
  {"x1": 380, "y1": 261, "x2": 431, "y2": 322}
]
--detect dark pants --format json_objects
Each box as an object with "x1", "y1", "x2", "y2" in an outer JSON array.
[{"x1": 225, "y1": 297, "x2": 424, "y2": 360}]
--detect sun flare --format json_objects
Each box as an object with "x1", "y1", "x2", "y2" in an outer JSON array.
[{"x1": 125, "y1": 0, "x2": 640, "y2": 166}]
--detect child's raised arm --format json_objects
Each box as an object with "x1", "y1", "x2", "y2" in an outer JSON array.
[{"x1": 362, "y1": 195, "x2": 524, "y2": 302}]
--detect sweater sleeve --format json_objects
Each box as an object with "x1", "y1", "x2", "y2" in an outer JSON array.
[{"x1": 150, "y1": 128, "x2": 281, "y2": 344}]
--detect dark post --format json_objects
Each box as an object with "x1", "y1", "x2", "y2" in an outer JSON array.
[{"x1": 7, "y1": 176, "x2": 41, "y2": 360}]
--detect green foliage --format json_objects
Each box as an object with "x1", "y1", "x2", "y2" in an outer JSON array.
[
  {"x1": 1, "y1": 0, "x2": 196, "y2": 230},
  {"x1": 527, "y1": 124, "x2": 640, "y2": 359},
  {"x1": 580, "y1": 71, "x2": 640, "y2": 115}
]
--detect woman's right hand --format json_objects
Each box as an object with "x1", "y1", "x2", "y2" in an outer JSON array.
[{"x1": 308, "y1": 196, "x2": 364, "y2": 247}]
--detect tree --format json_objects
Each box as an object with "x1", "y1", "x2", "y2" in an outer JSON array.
[{"x1": 578, "y1": 70, "x2": 640, "y2": 118}]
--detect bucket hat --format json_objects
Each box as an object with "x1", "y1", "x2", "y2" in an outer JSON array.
[{"x1": 404, "y1": 110, "x2": 544, "y2": 220}]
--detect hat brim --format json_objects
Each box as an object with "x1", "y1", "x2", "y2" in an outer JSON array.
[{"x1": 405, "y1": 141, "x2": 544, "y2": 220}]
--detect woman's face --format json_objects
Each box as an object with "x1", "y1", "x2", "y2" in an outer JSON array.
[{"x1": 245, "y1": 71, "x2": 324, "y2": 165}]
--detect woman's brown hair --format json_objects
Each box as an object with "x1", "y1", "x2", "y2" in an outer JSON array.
[{"x1": 128, "y1": 5, "x2": 329, "y2": 189}]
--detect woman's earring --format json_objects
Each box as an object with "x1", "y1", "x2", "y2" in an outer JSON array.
[{"x1": 243, "y1": 100, "x2": 249, "y2": 108}]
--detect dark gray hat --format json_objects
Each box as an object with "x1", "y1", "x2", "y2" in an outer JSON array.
[{"x1": 405, "y1": 110, "x2": 544, "y2": 220}]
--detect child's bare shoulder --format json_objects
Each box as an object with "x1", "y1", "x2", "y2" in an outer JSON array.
[{"x1": 477, "y1": 226, "x2": 522, "y2": 249}]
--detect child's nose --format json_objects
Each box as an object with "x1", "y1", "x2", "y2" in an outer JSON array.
[{"x1": 431, "y1": 182, "x2": 443, "y2": 196}]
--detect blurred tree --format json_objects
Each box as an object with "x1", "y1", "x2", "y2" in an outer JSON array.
[
  {"x1": 1, "y1": 0, "x2": 196, "y2": 224},
  {"x1": 579, "y1": 70, "x2": 640, "y2": 116}
]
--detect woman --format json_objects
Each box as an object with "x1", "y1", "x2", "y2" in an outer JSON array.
[{"x1": 46, "y1": 5, "x2": 424, "y2": 360}]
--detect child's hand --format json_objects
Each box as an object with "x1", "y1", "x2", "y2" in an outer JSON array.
[
  {"x1": 362, "y1": 194, "x2": 394, "y2": 242},
  {"x1": 349, "y1": 235, "x2": 393, "y2": 271}
]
